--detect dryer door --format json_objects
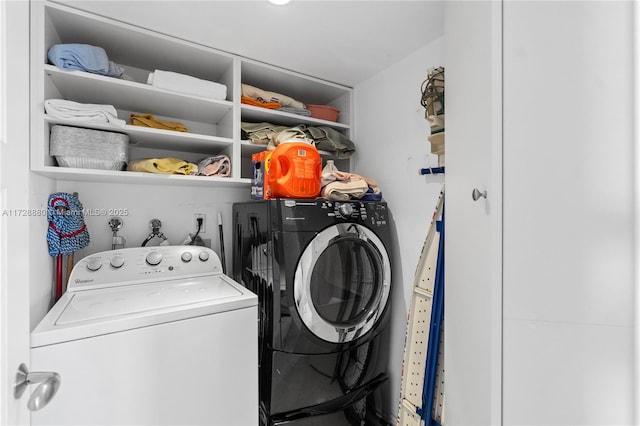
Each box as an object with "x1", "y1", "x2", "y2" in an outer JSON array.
[{"x1": 294, "y1": 223, "x2": 391, "y2": 343}]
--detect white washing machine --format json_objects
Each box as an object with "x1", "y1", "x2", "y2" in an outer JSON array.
[{"x1": 30, "y1": 245, "x2": 258, "y2": 426}]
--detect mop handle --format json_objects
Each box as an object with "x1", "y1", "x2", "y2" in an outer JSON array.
[
  {"x1": 54, "y1": 203, "x2": 68, "y2": 301},
  {"x1": 65, "y1": 254, "x2": 74, "y2": 291},
  {"x1": 218, "y1": 212, "x2": 226, "y2": 274},
  {"x1": 55, "y1": 255, "x2": 63, "y2": 300}
]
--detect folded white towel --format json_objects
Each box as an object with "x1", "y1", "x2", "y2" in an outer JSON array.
[
  {"x1": 44, "y1": 99, "x2": 126, "y2": 127},
  {"x1": 147, "y1": 70, "x2": 227, "y2": 100}
]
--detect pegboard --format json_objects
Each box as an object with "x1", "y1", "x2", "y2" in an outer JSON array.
[
  {"x1": 402, "y1": 288, "x2": 434, "y2": 408},
  {"x1": 397, "y1": 188, "x2": 444, "y2": 426},
  {"x1": 413, "y1": 197, "x2": 442, "y2": 295},
  {"x1": 398, "y1": 400, "x2": 423, "y2": 426},
  {"x1": 432, "y1": 320, "x2": 445, "y2": 424}
]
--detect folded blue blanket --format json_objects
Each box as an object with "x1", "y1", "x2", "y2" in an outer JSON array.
[{"x1": 47, "y1": 44, "x2": 123, "y2": 77}]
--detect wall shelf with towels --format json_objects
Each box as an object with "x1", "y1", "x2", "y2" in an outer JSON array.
[{"x1": 30, "y1": 1, "x2": 353, "y2": 186}]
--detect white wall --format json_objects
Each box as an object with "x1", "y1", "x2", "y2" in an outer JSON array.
[
  {"x1": 502, "y1": 1, "x2": 635, "y2": 423},
  {"x1": 354, "y1": 36, "x2": 444, "y2": 420}
]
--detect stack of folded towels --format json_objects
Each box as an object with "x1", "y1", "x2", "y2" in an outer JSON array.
[
  {"x1": 241, "y1": 122, "x2": 356, "y2": 159},
  {"x1": 320, "y1": 160, "x2": 382, "y2": 201},
  {"x1": 196, "y1": 155, "x2": 231, "y2": 177},
  {"x1": 126, "y1": 155, "x2": 231, "y2": 177},
  {"x1": 44, "y1": 99, "x2": 126, "y2": 127},
  {"x1": 129, "y1": 113, "x2": 188, "y2": 132},
  {"x1": 241, "y1": 83, "x2": 310, "y2": 116},
  {"x1": 147, "y1": 70, "x2": 227, "y2": 100},
  {"x1": 48, "y1": 44, "x2": 124, "y2": 77},
  {"x1": 127, "y1": 158, "x2": 197, "y2": 175}
]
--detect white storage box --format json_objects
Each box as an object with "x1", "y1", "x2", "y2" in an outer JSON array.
[{"x1": 50, "y1": 125, "x2": 128, "y2": 170}]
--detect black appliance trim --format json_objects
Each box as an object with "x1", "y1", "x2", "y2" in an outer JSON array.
[{"x1": 270, "y1": 373, "x2": 387, "y2": 424}]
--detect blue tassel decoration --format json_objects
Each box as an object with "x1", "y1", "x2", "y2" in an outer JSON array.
[{"x1": 47, "y1": 192, "x2": 90, "y2": 256}]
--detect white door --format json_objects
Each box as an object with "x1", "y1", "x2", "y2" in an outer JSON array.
[
  {"x1": 443, "y1": 1, "x2": 503, "y2": 424},
  {"x1": 501, "y1": 2, "x2": 636, "y2": 423},
  {"x1": 1, "y1": 1, "x2": 33, "y2": 424}
]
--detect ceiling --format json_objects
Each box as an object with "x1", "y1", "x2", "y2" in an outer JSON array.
[{"x1": 60, "y1": 0, "x2": 444, "y2": 87}]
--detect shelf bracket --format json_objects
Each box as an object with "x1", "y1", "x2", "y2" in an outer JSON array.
[{"x1": 419, "y1": 167, "x2": 445, "y2": 175}]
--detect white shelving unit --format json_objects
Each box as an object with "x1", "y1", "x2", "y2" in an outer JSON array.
[{"x1": 30, "y1": 1, "x2": 353, "y2": 187}]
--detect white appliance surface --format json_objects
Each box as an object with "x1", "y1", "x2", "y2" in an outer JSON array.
[{"x1": 30, "y1": 246, "x2": 258, "y2": 426}]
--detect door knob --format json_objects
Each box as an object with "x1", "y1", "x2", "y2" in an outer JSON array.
[
  {"x1": 14, "y1": 363, "x2": 61, "y2": 411},
  {"x1": 472, "y1": 188, "x2": 487, "y2": 201}
]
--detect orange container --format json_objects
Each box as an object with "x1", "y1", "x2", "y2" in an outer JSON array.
[
  {"x1": 266, "y1": 143, "x2": 322, "y2": 199},
  {"x1": 307, "y1": 104, "x2": 340, "y2": 122}
]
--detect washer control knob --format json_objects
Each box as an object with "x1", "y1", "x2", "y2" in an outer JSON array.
[
  {"x1": 86, "y1": 258, "x2": 102, "y2": 272},
  {"x1": 338, "y1": 203, "x2": 354, "y2": 217},
  {"x1": 181, "y1": 252, "x2": 193, "y2": 262},
  {"x1": 198, "y1": 251, "x2": 210, "y2": 262},
  {"x1": 110, "y1": 255, "x2": 125, "y2": 269},
  {"x1": 145, "y1": 251, "x2": 163, "y2": 266}
]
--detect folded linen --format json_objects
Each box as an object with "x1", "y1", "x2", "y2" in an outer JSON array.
[
  {"x1": 321, "y1": 180, "x2": 369, "y2": 201},
  {"x1": 303, "y1": 125, "x2": 355, "y2": 159},
  {"x1": 196, "y1": 155, "x2": 231, "y2": 177},
  {"x1": 127, "y1": 158, "x2": 197, "y2": 175},
  {"x1": 241, "y1": 96, "x2": 282, "y2": 109},
  {"x1": 241, "y1": 83, "x2": 305, "y2": 110},
  {"x1": 360, "y1": 185, "x2": 383, "y2": 201},
  {"x1": 241, "y1": 122, "x2": 288, "y2": 145},
  {"x1": 44, "y1": 99, "x2": 126, "y2": 127},
  {"x1": 241, "y1": 122, "x2": 356, "y2": 159},
  {"x1": 130, "y1": 113, "x2": 188, "y2": 132},
  {"x1": 321, "y1": 169, "x2": 378, "y2": 188},
  {"x1": 277, "y1": 106, "x2": 311, "y2": 116},
  {"x1": 272, "y1": 127, "x2": 314, "y2": 150},
  {"x1": 320, "y1": 166, "x2": 381, "y2": 201},
  {"x1": 47, "y1": 44, "x2": 124, "y2": 77},
  {"x1": 148, "y1": 70, "x2": 227, "y2": 100}
]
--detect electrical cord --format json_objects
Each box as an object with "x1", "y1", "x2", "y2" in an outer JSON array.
[
  {"x1": 420, "y1": 66, "x2": 445, "y2": 115},
  {"x1": 188, "y1": 218, "x2": 203, "y2": 245},
  {"x1": 194, "y1": 217, "x2": 203, "y2": 239}
]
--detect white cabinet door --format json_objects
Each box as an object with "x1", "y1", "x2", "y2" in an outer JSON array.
[
  {"x1": 30, "y1": 308, "x2": 258, "y2": 426},
  {"x1": 502, "y1": 2, "x2": 635, "y2": 424},
  {"x1": 1, "y1": 1, "x2": 33, "y2": 425},
  {"x1": 443, "y1": 1, "x2": 503, "y2": 424}
]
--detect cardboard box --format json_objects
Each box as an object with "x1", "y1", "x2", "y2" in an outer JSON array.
[{"x1": 251, "y1": 150, "x2": 271, "y2": 199}]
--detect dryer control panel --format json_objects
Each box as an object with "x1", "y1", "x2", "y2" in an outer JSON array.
[
  {"x1": 67, "y1": 246, "x2": 223, "y2": 292},
  {"x1": 327, "y1": 200, "x2": 388, "y2": 227},
  {"x1": 271, "y1": 199, "x2": 389, "y2": 232}
]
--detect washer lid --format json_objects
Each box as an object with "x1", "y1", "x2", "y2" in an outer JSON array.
[
  {"x1": 31, "y1": 275, "x2": 256, "y2": 348},
  {"x1": 56, "y1": 276, "x2": 242, "y2": 325}
]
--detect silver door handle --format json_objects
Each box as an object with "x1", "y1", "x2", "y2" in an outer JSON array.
[
  {"x1": 14, "y1": 363, "x2": 61, "y2": 411},
  {"x1": 472, "y1": 188, "x2": 487, "y2": 201}
]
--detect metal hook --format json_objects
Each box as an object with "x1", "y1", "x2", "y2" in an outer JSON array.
[
  {"x1": 108, "y1": 217, "x2": 123, "y2": 234},
  {"x1": 109, "y1": 217, "x2": 125, "y2": 250},
  {"x1": 141, "y1": 219, "x2": 169, "y2": 247}
]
